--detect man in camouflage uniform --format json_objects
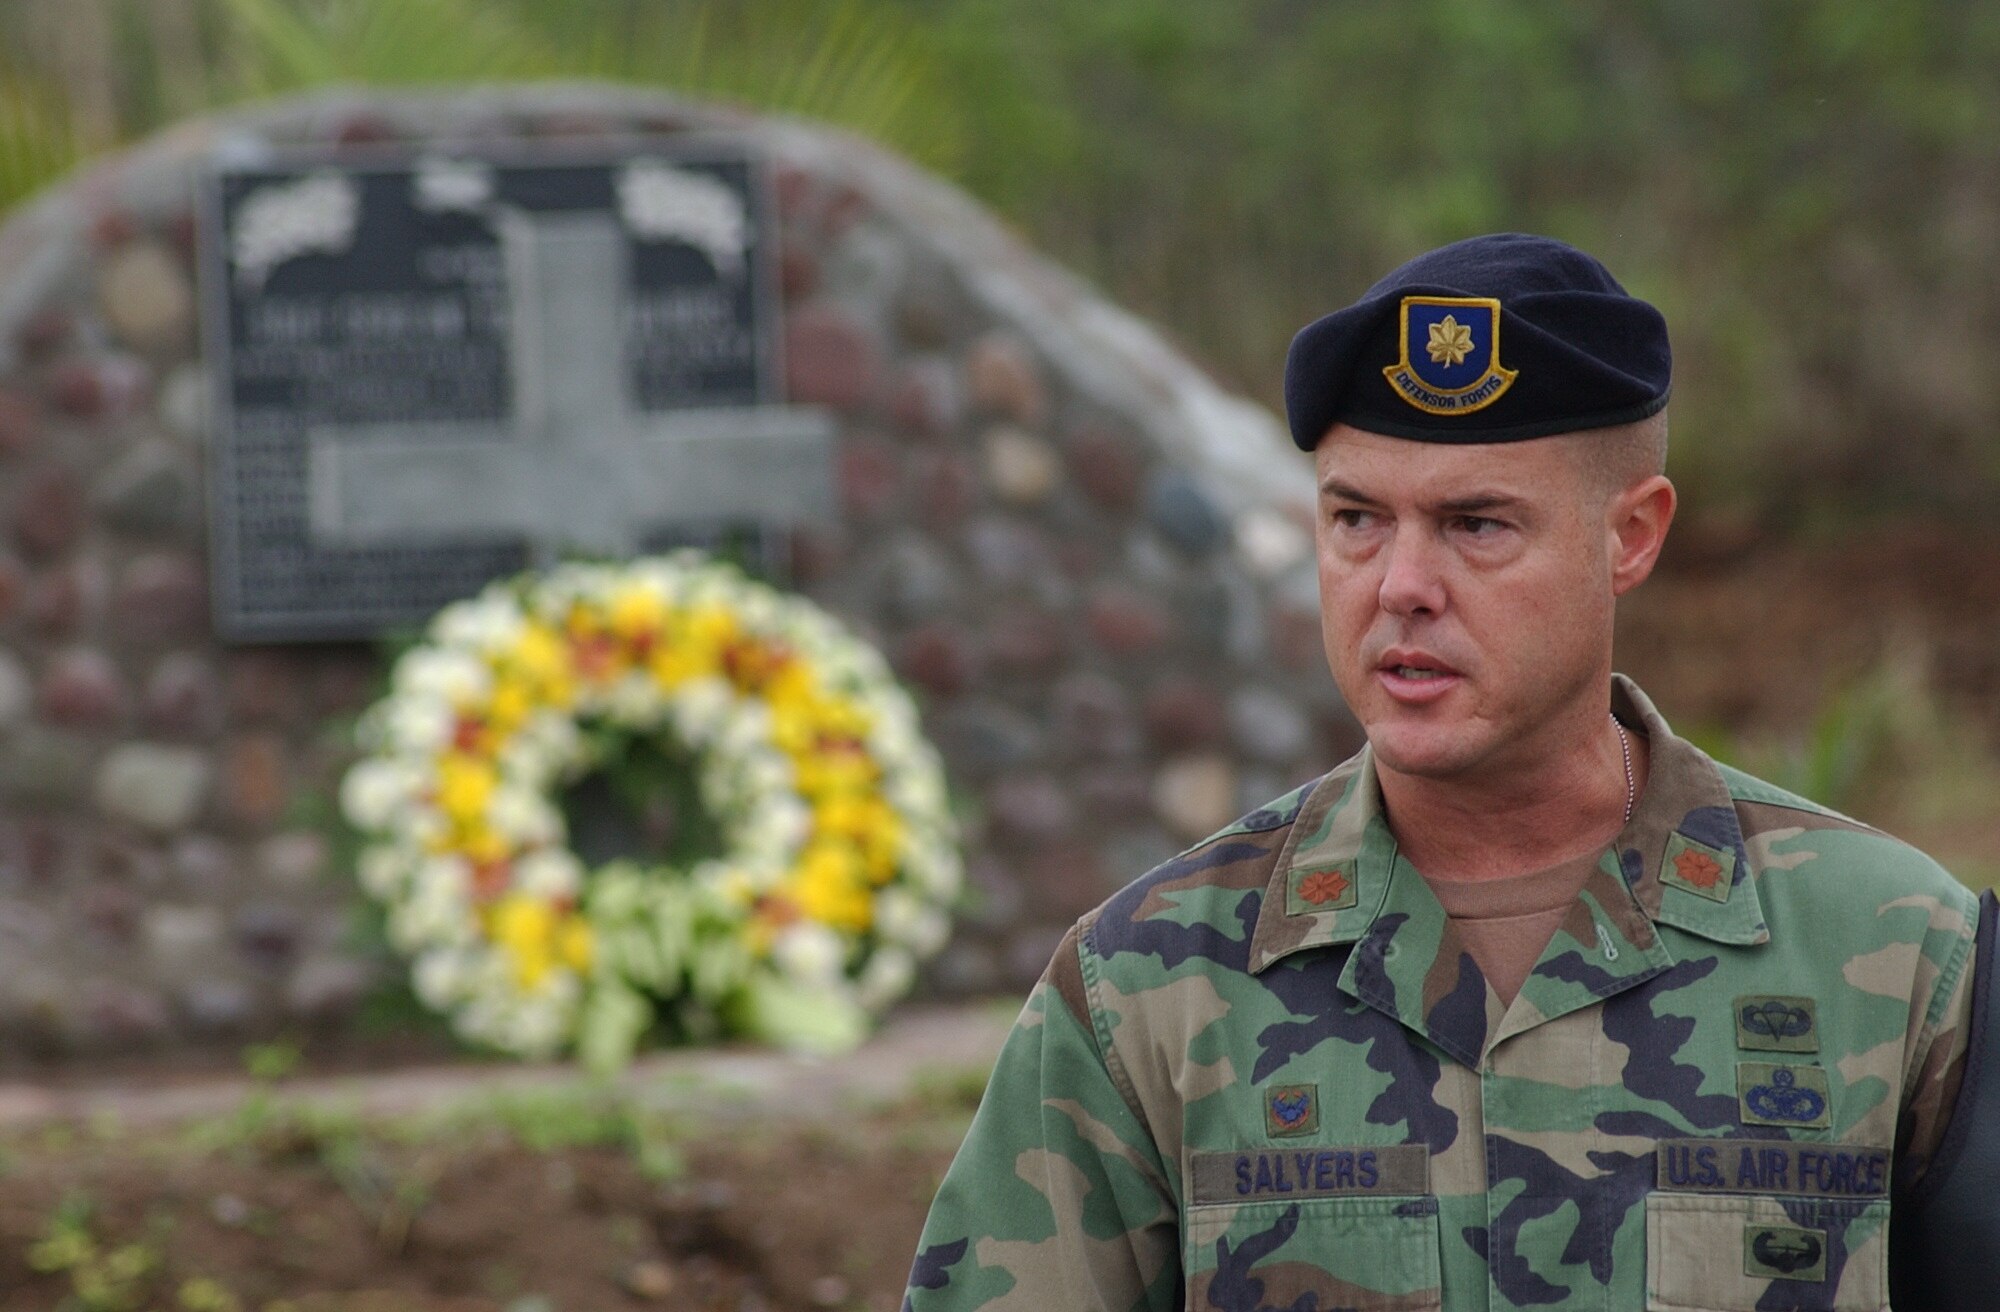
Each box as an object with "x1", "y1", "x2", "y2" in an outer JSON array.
[{"x1": 904, "y1": 234, "x2": 1993, "y2": 1310}]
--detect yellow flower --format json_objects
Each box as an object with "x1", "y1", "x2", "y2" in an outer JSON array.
[
  {"x1": 792, "y1": 843, "x2": 873, "y2": 931},
  {"x1": 486, "y1": 678, "x2": 534, "y2": 735},
  {"x1": 488, "y1": 893, "x2": 557, "y2": 988},
  {"x1": 608, "y1": 585, "x2": 668, "y2": 643},
  {"x1": 435, "y1": 753, "x2": 498, "y2": 824},
  {"x1": 1427, "y1": 315, "x2": 1475, "y2": 367},
  {"x1": 557, "y1": 917, "x2": 594, "y2": 973}
]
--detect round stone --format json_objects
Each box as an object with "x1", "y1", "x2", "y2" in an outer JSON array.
[
  {"x1": 285, "y1": 954, "x2": 373, "y2": 1019},
  {"x1": 13, "y1": 465, "x2": 85, "y2": 558},
  {"x1": 1152, "y1": 753, "x2": 1239, "y2": 842},
  {"x1": 982, "y1": 602, "x2": 1065, "y2": 679},
  {"x1": 1237, "y1": 507, "x2": 1311, "y2": 578},
  {"x1": 1051, "y1": 672, "x2": 1139, "y2": 760},
  {"x1": 1270, "y1": 603, "x2": 1327, "y2": 673},
  {"x1": 886, "y1": 359, "x2": 963, "y2": 439},
  {"x1": 38, "y1": 648, "x2": 128, "y2": 728},
  {"x1": 1, "y1": 729, "x2": 92, "y2": 804},
  {"x1": 1076, "y1": 766, "x2": 1154, "y2": 820},
  {"x1": 97, "y1": 240, "x2": 195, "y2": 355},
  {"x1": 0, "y1": 650, "x2": 31, "y2": 730},
  {"x1": 232, "y1": 901, "x2": 305, "y2": 971},
  {"x1": 982, "y1": 425, "x2": 1061, "y2": 505},
  {"x1": 894, "y1": 624, "x2": 976, "y2": 697},
  {"x1": 168, "y1": 833, "x2": 237, "y2": 893},
  {"x1": 93, "y1": 442, "x2": 198, "y2": 538},
  {"x1": 778, "y1": 238, "x2": 820, "y2": 301},
  {"x1": 1228, "y1": 686, "x2": 1313, "y2": 765},
  {"x1": 94, "y1": 743, "x2": 212, "y2": 833},
  {"x1": 931, "y1": 700, "x2": 1045, "y2": 773},
  {"x1": 878, "y1": 534, "x2": 960, "y2": 622},
  {"x1": 27, "y1": 560, "x2": 107, "y2": 639},
  {"x1": 1143, "y1": 676, "x2": 1226, "y2": 752},
  {"x1": 226, "y1": 649, "x2": 308, "y2": 725},
  {"x1": 142, "y1": 653, "x2": 224, "y2": 737},
  {"x1": 963, "y1": 514, "x2": 1054, "y2": 589},
  {"x1": 784, "y1": 304, "x2": 879, "y2": 411},
  {"x1": 988, "y1": 773, "x2": 1076, "y2": 842},
  {"x1": 84, "y1": 984, "x2": 172, "y2": 1046},
  {"x1": 837, "y1": 435, "x2": 904, "y2": 520},
  {"x1": 220, "y1": 733, "x2": 289, "y2": 829},
  {"x1": 256, "y1": 830, "x2": 329, "y2": 888},
  {"x1": 143, "y1": 904, "x2": 226, "y2": 969},
  {"x1": 179, "y1": 978, "x2": 255, "y2": 1035},
  {"x1": 965, "y1": 333, "x2": 1048, "y2": 427},
  {"x1": 1086, "y1": 584, "x2": 1172, "y2": 655},
  {"x1": 1067, "y1": 427, "x2": 1145, "y2": 511},
  {"x1": 911, "y1": 450, "x2": 979, "y2": 528},
  {"x1": 1144, "y1": 468, "x2": 1228, "y2": 557},
  {"x1": 114, "y1": 553, "x2": 208, "y2": 643},
  {"x1": 157, "y1": 365, "x2": 208, "y2": 443},
  {"x1": 0, "y1": 389, "x2": 41, "y2": 456}
]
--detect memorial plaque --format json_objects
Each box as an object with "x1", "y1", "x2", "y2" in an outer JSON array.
[{"x1": 199, "y1": 141, "x2": 835, "y2": 641}]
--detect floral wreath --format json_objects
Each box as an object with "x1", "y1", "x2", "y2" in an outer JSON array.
[{"x1": 339, "y1": 552, "x2": 961, "y2": 1066}]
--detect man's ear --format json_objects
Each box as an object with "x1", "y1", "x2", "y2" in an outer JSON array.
[{"x1": 1610, "y1": 475, "x2": 1676, "y2": 597}]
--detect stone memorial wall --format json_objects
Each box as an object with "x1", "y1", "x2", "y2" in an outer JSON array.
[{"x1": 0, "y1": 86, "x2": 1354, "y2": 1056}]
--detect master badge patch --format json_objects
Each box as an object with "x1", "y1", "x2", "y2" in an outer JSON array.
[
  {"x1": 1265, "y1": 1083, "x2": 1320, "y2": 1138},
  {"x1": 1381, "y1": 296, "x2": 1518, "y2": 415}
]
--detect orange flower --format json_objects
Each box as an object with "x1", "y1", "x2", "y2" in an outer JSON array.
[
  {"x1": 1673, "y1": 849, "x2": 1724, "y2": 889},
  {"x1": 1298, "y1": 869, "x2": 1351, "y2": 906}
]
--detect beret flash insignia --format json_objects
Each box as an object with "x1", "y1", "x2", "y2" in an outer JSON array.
[{"x1": 1382, "y1": 295, "x2": 1517, "y2": 415}]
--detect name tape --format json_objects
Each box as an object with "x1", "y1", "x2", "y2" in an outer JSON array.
[
  {"x1": 1189, "y1": 1146, "x2": 1431, "y2": 1206},
  {"x1": 1656, "y1": 1138, "x2": 1888, "y2": 1199}
]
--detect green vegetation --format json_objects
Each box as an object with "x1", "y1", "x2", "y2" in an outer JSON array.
[
  {"x1": 1694, "y1": 648, "x2": 2000, "y2": 888},
  {"x1": 4, "y1": 1, "x2": 1998, "y2": 519}
]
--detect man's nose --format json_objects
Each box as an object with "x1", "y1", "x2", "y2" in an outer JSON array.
[{"x1": 1376, "y1": 526, "x2": 1448, "y2": 618}]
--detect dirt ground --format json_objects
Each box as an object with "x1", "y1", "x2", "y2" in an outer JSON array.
[{"x1": 0, "y1": 1094, "x2": 970, "y2": 1312}]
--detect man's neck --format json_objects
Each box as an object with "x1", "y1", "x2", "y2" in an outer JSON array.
[{"x1": 1375, "y1": 705, "x2": 1652, "y2": 881}]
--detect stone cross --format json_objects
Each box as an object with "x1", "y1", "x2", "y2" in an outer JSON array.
[{"x1": 305, "y1": 209, "x2": 834, "y2": 562}]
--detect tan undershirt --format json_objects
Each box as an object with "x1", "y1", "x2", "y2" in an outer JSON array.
[{"x1": 1422, "y1": 851, "x2": 1605, "y2": 1008}]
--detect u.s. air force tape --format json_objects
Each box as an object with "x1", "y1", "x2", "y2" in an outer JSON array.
[
  {"x1": 1189, "y1": 1146, "x2": 1431, "y2": 1206},
  {"x1": 1657, "y1": 1139, "x2": 1888, "y2": 1198}
]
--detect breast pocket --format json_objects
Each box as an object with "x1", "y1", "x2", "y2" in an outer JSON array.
[
  {"x1": 1184, "y1": 1195, "x2": 1442, "y2": 1312},
  {"x1": 1644, "y1": 1193, "x2": 1889, "y2": 1311}
]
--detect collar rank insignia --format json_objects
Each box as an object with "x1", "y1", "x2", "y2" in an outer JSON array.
[
  {"x1": 1286, "y1": 862, "x2": 1358, "y2": 916},
  {"x1": 1265, "y1": 1083, "x2": 1320, "y2": 1138},
  {"x1": 1660, "y1": 831, "x2": 1737, "y2": 903},
  {"x1": 1382, "y1": 295, "x2": 1518, "y2": 415}
]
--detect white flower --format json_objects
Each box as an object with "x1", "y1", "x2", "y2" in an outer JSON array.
[
  {"x1": 379, "y1": 697, "x2": 455, "y2": 753},
  {"x1": 434, "y1": 593, "x2": 525, "y2": 654},
  {"x1": 394, "y1": 647, "x2": 491, "y2": 704},
  {"x1": 857, "y1": 948, "x2": 917, "y2": 1010},
  {"x1": 515, "y1": 847, "x2": 585, "y2": 899},
  {"x1": 772, "y1": 923, "x2": 848, "y2": 986},
  {"x1": 340, "y1": 758, "x2": 422, "y2": 829},
  {"x1": 412, "y1": 947, "x2": 476, "y2": 1007},
  {"x1": 357, "y1": 846, "x2": 411, "y2": 899},
  {"x1": 488, "y1": 783, "x2": 560, "y2": 845}
]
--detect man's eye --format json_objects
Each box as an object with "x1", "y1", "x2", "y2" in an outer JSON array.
[
  {"x1": 1330, "y1": 508, "x2": 1374, "y2": 529},
  {"x1": 1454, "y1": 515, "x2": 1505, "y2": 536}
]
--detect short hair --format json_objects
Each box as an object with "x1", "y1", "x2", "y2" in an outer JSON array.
[{"x1": 1573, "y1": 410, "x2": 1668, "y2": 499}]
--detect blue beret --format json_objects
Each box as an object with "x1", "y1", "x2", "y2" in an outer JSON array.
[{"x1": 1283, "y1": 233, "x2": 1671, "y2": 449}]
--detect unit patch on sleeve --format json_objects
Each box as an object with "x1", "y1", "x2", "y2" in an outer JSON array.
[
  {"x1": 1735, "y1": 995, "x2": 1819, "y2": 1053},
  {"x1": 1737, "y1": 1063, "x2": 1832, "y2": 1129},
  {"x1": 1189, "y1": 1146, "x2": 1431, "y2": 1205},
  {"x1": 1744, "y1": 1223, "x2": 1827, "y2": 1282}
]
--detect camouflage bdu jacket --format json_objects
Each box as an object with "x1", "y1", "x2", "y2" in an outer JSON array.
[{"x1": 905, "y1": 678, "x2": 1977, "y2": 1311}]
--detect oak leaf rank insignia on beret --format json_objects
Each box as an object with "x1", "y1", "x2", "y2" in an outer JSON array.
[{"x1": 1382, "y1": 295, "x2": 1517, "y2": 415}]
